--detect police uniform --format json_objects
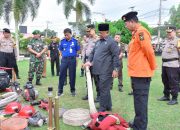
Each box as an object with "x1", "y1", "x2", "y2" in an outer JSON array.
[
  {"x1": 158, "y1": 26, "x2": 179, "y2": 105},
  {"x1": 122, "y1": 12, "x2": 156, "y2": 130},
  {"x1": 58, "y1": 35, "x2": 80, "y2": 96},
  {"x1": 88, "y1": 23, "x2": 120, "y2": 112},
  {"x1": 48, "y1": 39, "x2": 60, "y2": 76},
  {"x1": 0, "y1": 28, "x2": 16, "y2": 79},
  {"x1": 27, "y1": 30, "x2": 48, "y2": 85},
  {"x1": 82, "y1": 25, "x2": 100, "y2": 101}
]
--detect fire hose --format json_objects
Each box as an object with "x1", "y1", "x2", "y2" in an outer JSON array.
[
  {"x1": 62, "y1": 67, "x2": 97, "y2": 126},
  {"x1": 0, "y1": 92, "x2": 19, "y2": 109}
]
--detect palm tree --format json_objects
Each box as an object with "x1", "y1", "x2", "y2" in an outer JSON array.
[
  {"x1": 57, "y1": 0, "x2": 95, "y2": 23},
  {"x1": 0, "y1": 0, "x2": 40, "y2": 60}
]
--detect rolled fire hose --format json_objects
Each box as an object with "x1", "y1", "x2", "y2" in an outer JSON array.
[
  {"x1": 0, "y1": 92, "x2": 19, "y2": 108},
  {"x1": 62, "y1": 67, "x2": 97, "y2": 126}
]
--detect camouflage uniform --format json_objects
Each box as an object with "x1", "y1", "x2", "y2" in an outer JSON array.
[{"x1": 27, "y1": 38, "x2": 47, "y2": 81}]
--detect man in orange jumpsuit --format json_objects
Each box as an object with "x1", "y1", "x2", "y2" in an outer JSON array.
[{"x1": 121, "y1": 11, "x2": 156, "y2": 130}]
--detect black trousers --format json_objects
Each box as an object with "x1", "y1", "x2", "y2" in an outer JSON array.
[
  {"x1": 14, "y1": 60, "x2": 19, "y2": 77},
  {"x1": 162, "y1": 66, "x2": 179, "y2": 99},
  {"x1": 50, "y1": 56, "x2": 59, "y2": 76},
  {"x1": 131, "y1": 77, "x2": 151, "y2": 130},
  {"x1": 58, "y1": 57, "x2": 76, "y2": 94},
  {"x1": 94, "y1": 74, "x2": 113, "y2": 111},
  {"x1": 0, "y1": 52, "x2": 16, "y2": 79}
]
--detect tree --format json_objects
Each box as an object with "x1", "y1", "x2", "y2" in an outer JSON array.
[
  {"x1": 57, "y1": 0, "x2": 95, "y2": 23},
  {"x1": 101, "y1": 20, "x2": 153, "y2": 44},
  {"x1": 41, "y1": 29, "x2": 57, "y2": 38},
  {"x1": 169, "y1": 4, "x2": 180, "y2": 28},
  {"x1": 0, "y1": 0, "x2": 40, "y2": 60}
]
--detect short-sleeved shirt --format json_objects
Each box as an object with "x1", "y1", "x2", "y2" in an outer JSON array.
[
  {"x1": 0, "y1": 37, "x2": 15, "y2": 53},
  {"x1": 27, "y1": 38, "x2": 47, "y2": 62},
  {"x1": 59, "y1": 37, "x2": 80, "y2": 57},
  {"x1": 162, "y1": 37, "x2": 179, "y2": 68}
]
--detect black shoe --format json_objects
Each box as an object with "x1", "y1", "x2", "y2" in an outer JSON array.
[
  {"x1": 42, "y1": 76, "x2": 46, "y2": 78},
  {"x1": 36, "y1": 79, "x2": 42, "y2": 85},
  {"x1": 71, "y1": 91, "x2": 76, "y2": 97},
  {"x1": 128, "y1": 91, "x2": 133, "y2": 95},
  {"x1": 106, "y1": 107, "x2": 112, "y2": 111},
  {"x1": 158, "y1": 96, "x2": 170, "y2": 101},
  {"x1": 128, "y1": 121, "x2": 134, "y2": 128},
  {"x1": 94, "y1": 96, "x2": 99, "y2": 103},
  {"x1": 82, "y1": 95, "x2": 88, "y2": 100},
  {"x1": 167, "y1": 100, "x2": 178, "y2": 105},
  {"x1": 17, "y1": 75, "x2": 21, "y2": 79}
]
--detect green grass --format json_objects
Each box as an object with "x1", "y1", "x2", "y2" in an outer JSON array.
[{"x1": 16, "y1": 56, "x2": 180, "y2": 130}]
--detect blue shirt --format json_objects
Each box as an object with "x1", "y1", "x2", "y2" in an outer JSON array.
[{"x1": 59, "y1": 37, "x2": 80, "y2": 57}]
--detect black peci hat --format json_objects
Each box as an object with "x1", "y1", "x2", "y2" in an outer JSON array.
[
  {"x1": 98, "y1": 23, "x2": 109, "y2": 31},
  {"x1": 3, "y1": 28, "x2": 11, "y2": 33},
  {"x1": 121, "y1": 11, "x2": 138, "y2": 22}
]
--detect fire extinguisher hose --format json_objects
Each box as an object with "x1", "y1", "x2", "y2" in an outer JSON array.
[{"x1": 0, "y1": 92, "x2": 19, "y2": 109}]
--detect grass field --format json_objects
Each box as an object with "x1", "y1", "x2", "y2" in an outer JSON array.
[{"x1": 16, "y1": 56, "x2": 180, "y2": 130}]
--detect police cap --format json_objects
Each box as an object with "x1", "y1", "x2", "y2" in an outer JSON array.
[
  {"x1": 3, "y1": 28, "x2": 11, "y2": 33},
  {"x1": 98, "y1": 23, "x2": 109, "y2": 31},
  {"x1": 121, "y1": 11, "x2": 138, "y2": 22},
  {"x1": 166, "y1": 25, "x2": 176, "y2": 33},
  {"x1": 32, "y1": 30, "x2": 41, "y2": 35}
]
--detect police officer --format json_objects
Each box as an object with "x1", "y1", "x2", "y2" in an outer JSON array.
[
  {"x1": 122, "y1": 12, "x2": 156, "y2": 130},
  {"x1": 158, "y1": 26, "x2": 179, "y2": 105},
  {"x1": 58, "y1": 28, "x2": 80, "y2": 96},
  {"x1": 27, "y1": 30, "x2": 48, "y2": 85},
  {"x1": 81, "y1": 24, "x2": 100, "y2": 101},
  {"x1": 0, "y1": 28, "x2": 16, "y2": 79},
  {"x1": 48, "y1": 36, "x2": 60, "y2": 76},
  {"x1": 84, "y1": 23, "x2": 120, "y2": 112},
  {"x1": 114, "y1": 33, "x2": 125, "y2": 92}
]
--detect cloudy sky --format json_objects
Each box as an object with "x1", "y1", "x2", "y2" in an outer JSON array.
[{"x1": 0, "y1": 0, "x2": 179, "y2": 37}]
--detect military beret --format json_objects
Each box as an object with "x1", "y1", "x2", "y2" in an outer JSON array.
[
  {"x1": 98, "y1": 23, "x2": 109, "y2": 31},
  {"x1": 3, "y1": 28, "x2": 11, "y2": 33},
  {"x1": 166, "y1": 25, "x2": 176, "y2": 32},
  {"x1": 32, "y1": 30, "x2": 41, "y2": 35},
  {"x1": 121, "y1": 11, "x2": 138, "y2": 22}
]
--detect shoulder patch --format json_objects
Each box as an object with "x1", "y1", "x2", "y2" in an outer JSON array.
[{"x1": 139, "y1": 32, "x2": 144, "y2": 41}]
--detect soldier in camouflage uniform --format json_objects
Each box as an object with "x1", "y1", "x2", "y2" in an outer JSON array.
[{"x1": 27, "y1": 30, "x2": 48, "y2": 85}]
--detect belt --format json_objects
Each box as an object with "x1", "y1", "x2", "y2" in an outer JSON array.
[
  {"x1": 162, "y1": 58, "x2": 179, "y2": 62},
  {"x1": 62, "y1": 56, "x2": 76, "y2": 59},
  {"x1": 0, "y1": 51, "x2": 14, "y2": 56}
]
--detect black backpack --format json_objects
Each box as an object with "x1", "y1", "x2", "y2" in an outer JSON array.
[{"x1": 0, "y1": 70, "x2": 10, "y2": 90}]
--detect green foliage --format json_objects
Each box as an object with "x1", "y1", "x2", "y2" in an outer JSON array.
[
  {"x1": 0, "y1": 0, "x2": 40, "y2": 24},
  {"x1": 169, "y1": 4, "x2": 180, "y2": 29},
  {"x1": 57, "y1": 0, "x2": 94, "y2": 23},
  {"x1": 97, "y1": 20, "x2": 153, "y2": 44},
  {"x1": 41, "y1": 29, "x2": 57, "y2": 38}
]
